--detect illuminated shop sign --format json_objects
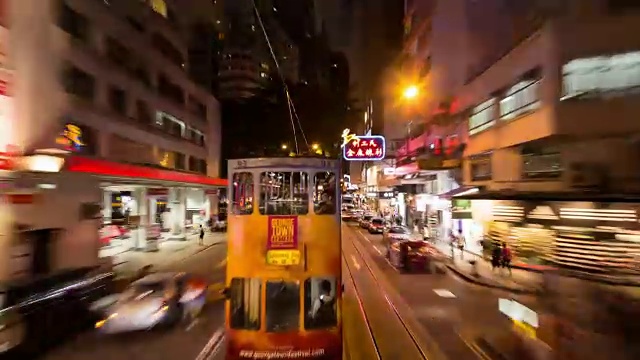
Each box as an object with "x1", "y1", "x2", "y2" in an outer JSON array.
[
  {"x1": 56, "y1": 123, "x2": 84, "y2": 152},
  {"x1": 366, "y1": 191, "x2": 396, "y2": 199},
  {"x1": 343, "y1": 135, "x2": 386, "y2": 161}
]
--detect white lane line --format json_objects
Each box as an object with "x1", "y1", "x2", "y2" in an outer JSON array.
[
  {"x1": 195, "y1": 327, "x2": 224, "y2": 360},
  {"x1": 356, "y1": 230, "x2": 382, "y2": 255},
  {"x1": 433, "y1": 289, "x2": 457, "y2": 298},
  {"x1": 350, "y1": 255, "x2": 361, "y2": 270},
  {"x1": 206, "y1": 332, "x2": 226, "y2": 360},
  {"x1": 186, "y1": 318, "x2": 200, "y2": 331}
]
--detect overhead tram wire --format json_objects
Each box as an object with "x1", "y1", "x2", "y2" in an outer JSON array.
[{"x1": 252, "y1": 0, "x2": 309, "y2": 154}]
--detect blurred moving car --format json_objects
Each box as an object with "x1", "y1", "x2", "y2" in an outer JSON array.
[
  {"x1": 368, "y1": 217, "x2": 385, "y2": 234},
  {"x1": 92, "y1": 272, "x2": 207, "y2": 334},
  {"x1": 387, "y1": 240, "x2": 445, "y2": 273},
  {"x1": 0, "y1": 268, "x2": 114, "y2": 358},
  {"x1": 359, "y1": 214, "x2": 375, "y2": 228}
]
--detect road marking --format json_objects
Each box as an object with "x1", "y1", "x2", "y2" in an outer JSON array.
[
  {"x1": 350, "y1": 255, "x2": 361, "y2": 270},
  {"x1": 195, "y1": 327, "x2": 225, "y2": 360},
  {"x1": 186, "y1": 318, "x2": 200, "y2": 331},
  {"x1": 357, "y1": 230, "x2": 382, "y2": 255},
  {"x1": 433, "y1": 289, "x2": 456, "y2": 298}
]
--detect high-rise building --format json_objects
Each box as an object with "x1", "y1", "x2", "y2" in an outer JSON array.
[{"x1": 217, "y1": 0, "x2": 298, "y2": 101}]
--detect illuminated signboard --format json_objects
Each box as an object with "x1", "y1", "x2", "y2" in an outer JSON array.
[
  {"x1": 266, "y1": 216, "x2": 300, "y2": 266},
  {"x1": 55, "y1": 123, "x2": 84, "y2": 152},
  {"x1": 343, "y1": 135, "x2": 386, "y2": 161}
]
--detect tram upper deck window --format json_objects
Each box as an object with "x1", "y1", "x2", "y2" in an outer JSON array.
[
  {"x1": 259, "y1": 172, "x2": 309, "y2": 215},
  {"x1": 265, "y1": 280, "x2": 300, "y2": 332},
  {"x1": 229, "y1": 278, "x2": 261, "y2": 330},
  {"x1": 232, "y1": 172, "x2": 254, "y2": 215},
  {"x1": 304, "y1": 277, "x2": 337, "y2": 329},
  {"x1": 314, "y1": 172, "x2": 336, "y2": 215}
]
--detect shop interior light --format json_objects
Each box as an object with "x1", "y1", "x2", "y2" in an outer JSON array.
[{"x1": 19, "y1": 155, "x2": 65, "y2": 173}]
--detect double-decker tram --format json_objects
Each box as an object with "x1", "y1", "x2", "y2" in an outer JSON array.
[{"x1": 224, "y1": 157, "x2": 342, "y2": 360}]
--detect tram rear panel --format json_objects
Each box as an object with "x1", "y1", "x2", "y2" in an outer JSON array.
[{"x1": 225, "y1": 158, "x2": 342, "y2": 360}]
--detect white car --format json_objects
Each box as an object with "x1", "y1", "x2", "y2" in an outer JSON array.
[{"x1": 92, "y1": 272, "x2": 207, "y2": 334}]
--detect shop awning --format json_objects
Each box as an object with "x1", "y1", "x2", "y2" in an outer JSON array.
[
  {"x1": 66, "y1": 156, "x2": 228, "y2": 187},
  {"x1": 438, "y1": 186, "x2": 478, "y2": 200},
  {"x1": 454, "y1": 190, "x2": 640, "y2": 203}
]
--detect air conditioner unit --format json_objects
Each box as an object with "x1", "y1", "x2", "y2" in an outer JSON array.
[{"x1": 568, "y1": 162, "x2": 606, "y2": 189}]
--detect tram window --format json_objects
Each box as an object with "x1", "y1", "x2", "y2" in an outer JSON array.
[
  {"x1": 314, "y1": 172, "x2": 336, "y2": 215},
  {"x1": 232, "y1": 172, "x2": 254, "y2": 215},
  {"x1": 259, "y1": 172, "x2": 309, "y2": 215},
  {"x1": 304, "y1": 277, "x2": 337, "y2": 329},
  {"x1": 265, "y1": 280, "x2": 300, "y2": 332},
  {"x1": 229, "y1": 278, "x2": 261, "y2": 330}
]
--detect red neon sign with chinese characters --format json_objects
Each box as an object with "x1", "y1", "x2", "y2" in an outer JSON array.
[{"x1": 343, "y1": 135, "x2": 386, "y2": 161}]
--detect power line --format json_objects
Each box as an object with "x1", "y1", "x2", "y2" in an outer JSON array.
[{"x1": 251, "y1": 0, "x2": 309, "y2": 153}]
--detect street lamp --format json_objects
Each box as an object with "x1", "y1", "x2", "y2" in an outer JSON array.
[
  {"x1": 281, "y1": 144, "x2": 288, "y2": 150},
  {"x1": 403, "y1": 85, "x2": 419, "y2": 100},
  {"x1": 312, "y1": 143, "x2": 319, "y2": 151}
]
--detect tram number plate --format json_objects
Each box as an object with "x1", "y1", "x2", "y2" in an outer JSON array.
[{"x1": 266, "y1": 250, "x2": 301, "y2": 266}]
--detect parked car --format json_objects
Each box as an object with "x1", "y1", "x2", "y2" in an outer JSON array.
[
  {"x1": 91, "y1": 272, "x2": 207, "y2": 334},
  {"x1": 388, "y1": 240, "x2": 445, "y2": 273},
  {"x1": 368, "y1": 218, "x2": 385, "y2": 234},
  {"x1": 359, "y1": 214, "x2": 375, "y2": 229}
]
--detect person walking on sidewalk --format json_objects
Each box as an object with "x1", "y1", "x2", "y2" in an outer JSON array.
[
  {"x1": 491, "y1": 244, "x2": 502, "y2": 272},
  {"x1": 501, "y1": 242, "x2": 513, "y2": 275},
  {"x1": 198, "y1": 224, "x2": 205, "y2": 246},
  {"x1": 456, "y1": 229, "x2": 466, "y2": 260}
]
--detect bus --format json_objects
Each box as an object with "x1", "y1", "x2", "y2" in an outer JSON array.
[{"x1": 224, "y1": 157, "x2": 342, "y2": 360}]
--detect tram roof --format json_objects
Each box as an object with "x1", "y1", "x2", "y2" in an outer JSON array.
[{"x1": 228, "y1": 157, "x2": 340, "y2": 171}]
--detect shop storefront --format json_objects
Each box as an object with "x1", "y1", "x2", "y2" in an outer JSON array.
[{"x1": 482, "y1": 199, "x2": 640, "y2": 274}]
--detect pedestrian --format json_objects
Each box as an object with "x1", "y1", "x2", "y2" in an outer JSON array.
[
  {"x1": 198, "y1": 224, "x2": 205, "y2": 246},
  {"x1": 501, "y1": 242, "x2": 512, "y2": 275},
  {"x1": 491, "y1": 244, "x2": 501, "y2": 272},
  {"x1": 456, "y1": 229, "x2": 466, "y2": 260}
]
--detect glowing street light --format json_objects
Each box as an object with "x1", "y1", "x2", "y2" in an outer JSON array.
[
  {"x1": 403, "y1": 85, "x2": 419, "y2": 100},
  {"x1": 281, "y1": 144, "x2": 288, "y2": 150},
  {"x1": 311, "y1": 143, "x2": 320, "y2": 151}
]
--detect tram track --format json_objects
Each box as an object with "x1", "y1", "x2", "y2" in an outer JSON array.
[{"x1": 343, "y1": 226, "x2": 436, "y2": 360}]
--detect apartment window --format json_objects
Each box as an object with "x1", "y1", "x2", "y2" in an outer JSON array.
[
  {"x1": 188, "y1": 96, "x2": 207, "y2": 119},
  {"x1": 562, "y1": 52, "x2": 640, "y2": 99},
  {"x1": 59, "y1": 2, "x2": 89, "y2": 42},
  {"x1": 105, "y1": 37, "x2": 132, "y2": 69},
  {"x1": 198, "y1": 159, "x2": 207, "y2": 175},
  {"x1": 165, "y1": 120, "x2": 182, "y2": 137},
  {"x1": 522, "y1": 152, "x2": 563, "y2": 179},
  {"x1": 132, "y1": 67, "x2": 151, "y2": 87},
  {"x1": 499, "y1": 79, "x2": 540, "y2": 120},
  {"x1": 62, "y1": 65, "x2": 95, "y2": 101},
  {"x1": 175, "y1": 153, "x2": 185, "y2": 170},
  {"x1": 194, "y1": 132, "x2": 205, "y2": 147},
  {"x1": 469, "y1": 155, "x2": 492, "y2": 181},
  {"x1": 151, "y1": 33, "x2": 184, "y2": 67},
  {"x1": 108, "y1": 86, "x2": 127, "y2": 115},
  {"x1": 468, "y1": 98, "x2": 497, "y2": 135},
  {"x1": 135, "y1": 100, "x2": 152, "y2": 124},
  {"x1": 158, "y1": 74, "x2": 185, "y2": 104}
]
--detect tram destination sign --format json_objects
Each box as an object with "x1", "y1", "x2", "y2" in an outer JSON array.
[{"x1": 342, "y1": 135, "x2": 386, "y2": 161}]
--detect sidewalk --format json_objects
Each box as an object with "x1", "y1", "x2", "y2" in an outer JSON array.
[
  {"x1": 103, "y1": 231, "x2": 226, "y2": 278},
  {"x1": 429, "y1": 239, "x2": 543, "y2": 294}
]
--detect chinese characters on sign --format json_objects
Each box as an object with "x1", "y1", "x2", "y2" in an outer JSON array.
[
  {"x1": 343, "y1": 135, "x2": 386, "y2": 161},
  {"x1": 266, "y1": 216, "x2": 300, "y2": 266}
]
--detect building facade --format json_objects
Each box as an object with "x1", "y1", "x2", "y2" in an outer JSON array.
[
  {"x1": 379, "y1": 0, "x2": 640, "y2": 276},
  {"x1": 0, "y1": 0, "x2": 225, "y2": 281}
]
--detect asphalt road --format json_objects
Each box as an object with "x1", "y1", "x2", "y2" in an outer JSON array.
[
  {"x1": 43, "y1": 241, "x2": 228, "y2": 360},
  {"x1": 345, "y1": 223, "x2": 539, "y2": 360}
]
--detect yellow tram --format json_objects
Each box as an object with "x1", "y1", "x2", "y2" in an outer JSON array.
[{"x1": 224, "y1": 157, "x2": 342, "y2": 360}]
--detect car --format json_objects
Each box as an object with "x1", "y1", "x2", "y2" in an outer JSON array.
[
  {"x1": 359, "y1": 214, "x2": 375, "y2": 228},
  {"x1": 382, "y1": 226, "x2": 412, "y2": 248},
  {"x1": 388, "y1": 240, "x2": 445, "y2": 273},
  {"x1": 91, "y1": 272, "x2": 207, "y2": 334},
  {"x1": 367, "y1": 217, "x2": 385, "y2": 234}
]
